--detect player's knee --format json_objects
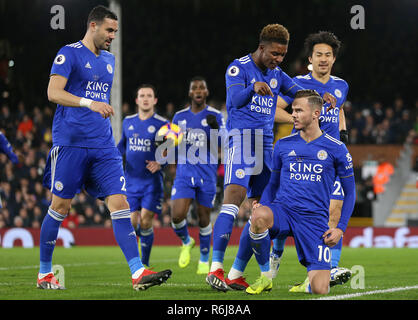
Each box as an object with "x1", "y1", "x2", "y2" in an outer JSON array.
[
  {"x1": 311, "y1": 283, "x2": 330, "y2": 295},
  {"x1": 140, "y1": 212, "x2": 154, "y2": 229},
  {"x1": 106, "y1": 194, "x2": 129, "y2": 212},
  {"x1": 310, "y1": 278, "x2": 330, "y2": 295},
  {"x1": 223, "y1": 184, "x2": 247, "y2": 207},
  {"x1": 250, "y1": 207, "x2": 271, "y2": 233},
  {"x1": 50, "y1": 196, "x2": 71, "y2": 216}
]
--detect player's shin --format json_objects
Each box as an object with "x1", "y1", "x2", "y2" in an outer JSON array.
[
  {"x1": 39, "y1": 207, "x2": 66, "y2": 275},
  {"x1": 331, "y1": 238, "x2": 342, "y2": 269},
  {"x1": 111, "y1": 209, "x2": 144, "y2": 276},
  {"x1": 171, "y1": 219, "x2": 191, "y2": 245},
  {"x1": 249, "y1": 228, "x2": 271, "y2": 278},
  {"x1": 139, "y1": 227, "x2": 154, "y2": 267},
  {"x1": 199, "y1": 223, "x2": 212, "y2": 263},
  {"x1": 211, "y1": 204, "x2": 239, "y2": 271},
  {"x1": 228, "y1": 222, "x2": 252, "y2": 279}
]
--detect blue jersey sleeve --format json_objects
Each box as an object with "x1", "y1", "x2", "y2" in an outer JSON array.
[
  {"x1": 225, "y1": 62, "x2": 254, "y2": 108},
  {"x1": 335, "y1": 145, "x2": 355, "y2": 232},
  {"x1": 0, "y1": 132, "x2": 18, "y2": 164},
  {"x1": 117, "y1": 121, "x2": 127, "y2": 156},
  {"x1": 279, "y1": 72, "x2": 303, "y2": 98},
  {"x1": 50, "y1": 46, "x2": 74, "y2": 79}
]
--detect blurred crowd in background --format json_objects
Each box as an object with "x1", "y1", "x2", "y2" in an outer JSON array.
[{"x1": 1, "y1": 97, "x2": 417, "y2": 230}]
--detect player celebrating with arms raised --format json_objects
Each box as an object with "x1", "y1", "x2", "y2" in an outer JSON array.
[
  {"x1": 117, "y1": 84, "x2": 169, "y2": 267},
  {"x1": 39, "y1": 6, "x2": 171, "y2": 290},
  {"x1": 246, "y1": 89, "x2": 355, "y2": 294}
]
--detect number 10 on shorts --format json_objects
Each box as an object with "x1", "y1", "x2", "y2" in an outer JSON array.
[{"x1": 317, "y1": 245, "x2": 331, "y2": 263}]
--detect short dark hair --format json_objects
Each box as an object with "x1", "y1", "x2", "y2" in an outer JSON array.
[
  {"x1": 304, "y1": 31, "x2": 341, "y2": 57},
  {"x1": 87, "y1": 5, "x2": 118, "y2": 28},
  {"x1": 294, "y1": 89, "x2": 323, "y2": 110},
  {"x1": 259, "y1": 24, "x2": 289, "y2": 45},
  {"x1": 136, "y1": 84, "x2": 157, "y2": 98},
  {"x1": 190, "y1": 76, "x2": 207, "y2": 84}
]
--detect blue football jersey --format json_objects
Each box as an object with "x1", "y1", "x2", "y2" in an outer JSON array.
[
  {"x1": 50, "y1": 41, "x2": 116, "y2": 148},
  {"x1": 0, "y1": 132, "x2": 18, "y2": 164},
  {"x1": 270, "y1": 132, "x2": 354, "y2": 221},
  {"x1": 173, "y1": 105, "x2": 225, "y2": 183},
  {"x1": 282, "y1": 73, "x2": 349, "y2": 139},
  {"x1": 225, "y1": 54, "x2": 300, "y2": 148},
  {"x1": 117, "y1": 113, "x2": 169, "y2": 194}
]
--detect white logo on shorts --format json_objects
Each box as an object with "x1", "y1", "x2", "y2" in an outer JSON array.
[
  {"x1": 235, "y1": 169, "x2": 245, "y2": 179},
  {"x1": 317, "y1": 150, "x2": 328, "y2": 160},
  {"x1": 54, "y1": 181, "x2": 64, "y2": 191}
]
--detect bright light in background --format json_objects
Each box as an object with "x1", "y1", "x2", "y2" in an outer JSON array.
[
  {"x1": 307, "y1": 64, "x2": 313, "y2": 71},
  {"x1": 8, "y1": 60, "x2": 14, "y2": 67}
]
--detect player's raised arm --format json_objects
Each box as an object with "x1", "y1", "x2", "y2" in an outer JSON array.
[{"x1": 47, "y1": 74, "x2": 114, "y2": 119}]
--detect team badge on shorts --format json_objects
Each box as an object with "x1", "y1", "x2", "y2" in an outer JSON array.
[
  {"x1": 235, "y1": 169, "x2": 245, "y2": 179},
  {"x1": 54, "y1": 181, "x2": 64, "y2": 191},
  {"x1": 317, "y1": 150, "x2": 328, "y2": 160}
]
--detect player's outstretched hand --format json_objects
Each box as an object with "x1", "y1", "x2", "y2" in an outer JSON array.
[
  {"x1": 254, "y1": 82, "x2": 274, "y2": 97},
  {"x1": 90, "y1": 101, "x2": 115, "y2": 119},
  {"x1": 322, "y1": 92, "x2": 337, "y2": 112},
  {"x1": 322, "y1": 228, "x2": 343, "y2": 247},
  {"x1": 146, "y1": 160, "x2": 162, "y2": 173}
]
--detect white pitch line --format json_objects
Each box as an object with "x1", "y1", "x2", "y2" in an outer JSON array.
[{"x1": 312, "y1": 285, "x2": 418, "y2": 300}]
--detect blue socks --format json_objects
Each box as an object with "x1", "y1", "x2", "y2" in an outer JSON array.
[
  {"x1": 272, "y1": 237, "x2": 286, "y2": 257},
  {"x1": 139, "y1": 227, "x2": 154, "y2": 267},
  {"x1": 172, "y1": 219, "x2": 191, "y2": 245},
  {"x1": 110, "y1": 209, "x2": 143, "y2": 275},
  {"x1": 199, "y1": 224, "x2": 212, "y2": 263},
  {"x1": 249, "y1": 227, "x2": 271, "y2": 273},
  {"x1": 39, "y1": 207, "x2": 65, "y2": 274},
  {"x1": 231, "y1": 222, "x2": 253, "y2": 272},
  {"x1": 331, "y1": 238, "x2": 343, "y2": 269},
  {"x1": 212, "y1": 204, "x2": 239, "y2": 264}
]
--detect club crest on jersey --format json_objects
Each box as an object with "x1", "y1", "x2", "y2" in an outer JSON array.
[
  {"x1": 334, "y1": 89, "x2": 342, "y2": 98},
  {"x1": 227, "y1": 65, "x2": 240, "y2": 77},
  {"x1": 317, "y1": 150, "x2": 328, "y2": 160},
  {"x1": 201, "y1": 119, "x2": 208, "y2": 127},
  {"x1": 346, "y1": 152, "x2": 352, "y2": 163},
  {"x1": 148, "y1": 125, "x2": 156, "y2": 133},
  {"x1": 269, "y1": 78, "x2": 278, "y2": 89},
  {"x1": 171, "y1": 188, "x2": 176, "y2": 196},
  {"x1": 107, "y1": 64, "x2": 113, "y2": 74},
  {"x1": 235, "y1": 169, "x2": 245, "y2": 179},
  {"x1": 54, "y1": 54, "x2": 66, "y2": 65}
]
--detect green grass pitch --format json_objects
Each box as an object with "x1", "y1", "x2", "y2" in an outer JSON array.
[{"x1": 1, "y1": 245, "x2": 417, "y2": 300}]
